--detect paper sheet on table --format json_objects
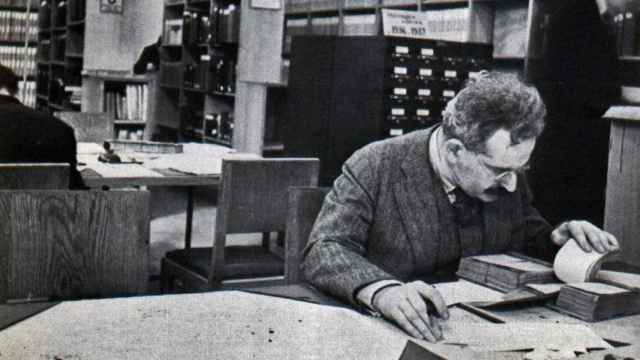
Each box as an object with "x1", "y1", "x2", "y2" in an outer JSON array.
[
  {"x1": 597, "y1": 270, "x2": 640, "y2": 291},
  {"x1": 441, "y1": 321, "x2": 611, "y2": 352},
  {"x1": 433, "y1": 280, "x2": 504, "y2": 306},
  {"x1": 88, "y1": 162, "x2": 163, "y2": 178},
  {"x1": 553, "y1": 239, "x2": 617, "y2": 283},
  {"x1": 169, "y1": 159, "x2": 223, "y2": 175}
]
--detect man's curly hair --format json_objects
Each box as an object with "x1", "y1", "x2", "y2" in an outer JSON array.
[{"x1": 441, "y1": 72, "x2": 546, "y2": 153}]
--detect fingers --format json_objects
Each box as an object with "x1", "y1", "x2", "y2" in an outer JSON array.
[
  {"x1": 374, "y1": 282, "x2": 449, "y2": 342},
  {"x1": 407, "y1": 291, "x2": 442, "y2": 340},
  {"x1": 566, "y1": 221, "x2": 620, "y2": 253},
  {"x1": 391, "y1": 307, "x2": 428, "y2": 340},
  {"x1": 604, "y1": 233, "x2": 620, "y2": 251},
  {"x1": 567, "y1": 221, "x2": 591, "y2": 252},
  {"x1": 414, "y1": 282, "x2": 450, "y2": 320},
  {"x1": 398, "y1": 303, "x2": 439, "y2": 342}
]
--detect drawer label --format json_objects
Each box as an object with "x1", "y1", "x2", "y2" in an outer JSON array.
[{"x1": 394, "y1": 88, "x2": 408, "y2": 96}]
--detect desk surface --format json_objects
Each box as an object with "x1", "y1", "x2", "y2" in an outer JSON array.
[
  {"x1": 0, "y1": 285, "x2": 638, "y2": 359},
  {"x1": 77, "y1": 142, "x2": 259, "y2": 188}
]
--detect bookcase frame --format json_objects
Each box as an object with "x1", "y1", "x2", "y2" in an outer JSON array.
[
  {"x1": 156, "y1": 0, "x2": 239, "y2": 147},
  {"x1": 35, "y1": 0, "x2": 85, "y2": 113}
]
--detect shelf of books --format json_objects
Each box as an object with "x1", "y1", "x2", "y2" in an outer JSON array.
[
  {"x1": 0, "y1": 0, "x2": 37, "y2": 107},
  {"x1": 81, "y1": 70, "x2": 157, "y2": 141},
  {"x1": 156, "y1": 0, "x2": 238, "y2": 146},
  {"x1": 35, "y1": 0, "x2": 85, "y2": 112},
  {"x1": 105, "y1": 80, "x2": 150, "y2": 140},
  {"x1": 283, "y1": 0, "x2": 533, "y2": 75}
]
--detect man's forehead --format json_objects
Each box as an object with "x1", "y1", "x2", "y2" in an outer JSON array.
[{"x1": 483, "y1": 129, "x2": 535, "y2": 167}]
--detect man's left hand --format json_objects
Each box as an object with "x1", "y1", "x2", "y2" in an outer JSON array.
[{"x1": 551, "y1": 220, "x2": 619, "y2": 253}]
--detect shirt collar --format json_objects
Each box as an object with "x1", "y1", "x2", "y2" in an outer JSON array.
[{"x1": 429, "y1": 126, "x2": 457, "y2": 201}]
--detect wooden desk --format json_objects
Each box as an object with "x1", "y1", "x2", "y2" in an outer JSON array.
[
  {"x1": 77, "y1": 143, "x2": 259, "y2": 249},
  {"x1": 603, "y1": 107, "x2": 640, "y2": 268},
  {"x1": 0, "y1": 285, "x2": 638, "y2": 359}
]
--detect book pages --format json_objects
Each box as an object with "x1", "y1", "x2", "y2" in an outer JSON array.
[{"x1": 553, "y1": 239, "x2": 617, "y2": 283}]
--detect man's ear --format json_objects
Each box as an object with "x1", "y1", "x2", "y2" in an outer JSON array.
[{"x1": 444, "y1": 138, "x2": 465, "y2": 162}]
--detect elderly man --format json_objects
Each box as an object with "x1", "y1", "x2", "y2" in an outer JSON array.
[{"x1": 301, "y1": 73, "x2": 618, "y2": 342}]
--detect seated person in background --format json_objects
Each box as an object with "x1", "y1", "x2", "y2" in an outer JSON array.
[
  {"x1": 133, "y1": 36, "x2": 161, "y2": 75},
  {"x1": 0, "y1": 64, "x2": 84, "y2": 189},
  {"x1": 301, "y1": 72, "x2": 618, "y2": 342}
]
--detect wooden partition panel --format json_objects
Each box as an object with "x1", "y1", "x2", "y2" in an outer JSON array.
[
  {"x1": 284, "y1": 186, "x2": 330, "y2": 284},
  {"x1": 605, "y1": 118, "x2": 640, "y2": 268},
  {"x1": 0, "y1": 163, "x2": 70, "y2": 189},
  {"x1": 0, "y1": 190, "x2": 150, "y2": 302}
]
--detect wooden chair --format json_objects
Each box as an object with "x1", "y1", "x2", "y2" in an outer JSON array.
[
  {"x1": 0, "y1": 190, "x2": 150, "y2": 303},
  {"x1": 0, "y1": 163, "x2": 70, "y2": 189},
  {"x1": 161, "y1": 158, "x2": 320, "y2": 292},
  {"x1": 284, "y1": 186, "x2": 330, "y2": 285},
  {"x1": 54, "y1": 112, "x2": 114, "y2": 143}
]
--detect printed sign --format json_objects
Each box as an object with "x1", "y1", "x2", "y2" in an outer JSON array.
[
  {"x1": 100, "y1": 0, "x2": 123, "y2": 14},
  {"x1": 251, "y1": 0, "x2": 282, "y2": 10},
  {"x1": 381, "y1": 8, "x2": 469, "y2": 41}
]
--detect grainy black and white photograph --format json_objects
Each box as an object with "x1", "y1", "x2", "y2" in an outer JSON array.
[{"x1": 0, "y1": 0, "x2": 639, "y2": 358}]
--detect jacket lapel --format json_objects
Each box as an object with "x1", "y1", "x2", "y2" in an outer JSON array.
[{"x1": 393, "y1": 127, "x2": 444, "y2": 271}]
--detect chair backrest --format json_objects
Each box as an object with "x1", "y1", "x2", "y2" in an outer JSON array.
[
  {"x1": 284, "y1": 186, "x2": 330, "y2": 285},
  {"x1": 0, "y1": 190, "x2": 150, "y2": 303},
  {"x1": 211, "y1": 158, "x2": 320, "y2": 281},
  {"x1": 0, "y1": 163, "x2": 70, "y2": 189},
  {"x1": 54, "y1": 112, "x2": 114, "y2": 143}
]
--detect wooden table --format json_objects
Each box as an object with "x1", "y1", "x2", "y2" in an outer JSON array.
[
  {"x1": 77, "y1": 142, "x2": 259, "y2": 249},
  {"x1": 0, "y1": 284, "x2": 638, "y2": 359}
]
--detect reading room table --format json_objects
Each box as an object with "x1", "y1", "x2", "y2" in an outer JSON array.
[
  {"x1": 76, "y1": 142, "x2": 260, "y2": 249},
  {"x1": 0, "y1": 284, "x2": 638, "y2": 359}
]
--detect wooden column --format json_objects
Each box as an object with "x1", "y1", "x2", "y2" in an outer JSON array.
[
  {"x1": 604, "y1": 107, "x2": 640, "y2": 268},
  {"x1": 233, "y1": 0, "x2": 285, "y2": 154}
]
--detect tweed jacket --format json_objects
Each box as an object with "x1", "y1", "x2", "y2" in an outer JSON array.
[{"x1": 301, "y1": 126, "x2": 556, "y2": 306}]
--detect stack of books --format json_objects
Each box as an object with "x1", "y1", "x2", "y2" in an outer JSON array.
[
  {"x1": 457, "y1": 253, "x2": 556, "y2": 292},
  {"x1": 456, "y1": 240, "x2": 640, "y2": 322}
]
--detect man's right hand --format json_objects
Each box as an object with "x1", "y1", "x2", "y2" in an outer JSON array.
[{"x1": 372, "y1": 281, "x2": 450, "y2": 342}]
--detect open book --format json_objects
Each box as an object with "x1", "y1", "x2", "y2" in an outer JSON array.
[{"x1": 455, "y1": 239, "x2": 640, "y2": 321}]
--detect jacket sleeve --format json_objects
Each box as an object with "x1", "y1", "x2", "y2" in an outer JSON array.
[
  {"x1": 301, "y1": 145, "x2": 396, "y2": 306},
  {"x1": 513, "y1": 175, "x2": 558, "y2": 262}
]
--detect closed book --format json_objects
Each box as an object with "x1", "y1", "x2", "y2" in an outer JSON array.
[
  {"x1": 457, "y1": 253, "x2": 556, "y2": 292},
  {"x1": 554, "y1": 282, "x2": 640, "y2": 322}
]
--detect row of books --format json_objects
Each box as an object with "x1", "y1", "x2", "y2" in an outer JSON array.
[
  {"x1": 115, "y1": 128, "x2": 144, "y2": 141},
  {"x1": 164, "y1": 4, "x2": 240, "y2": 48},
  {"x1": 183, "y1": 52, "x2": 236, "y2": 94},
  {"x1": 0, "y1": 11, "x2": 37, "y2": 42},
  {"x1": 614, "y1": 8, "x2": 640, "y2": 56},
  {"x1": 105, "y1": 84, "x2": 149, "y2": 122},
  {"x1": 16, "y1": 79, "x2": 34, "y2": 107},
  {"x1": 204, "y1": 112, "x2": 233, "y2": 143},
  {"x1": 0, "y1": 0, "x2": 35, "y2": 8},
  {"x1": 0, "y1": 46, "x2": 36, "y2": 76}
]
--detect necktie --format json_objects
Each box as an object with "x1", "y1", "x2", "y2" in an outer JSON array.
[{"x1": 451, "y1": 188, "x2": 480, "y2": 227}]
